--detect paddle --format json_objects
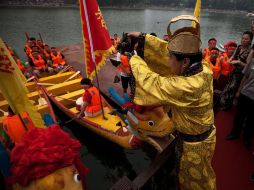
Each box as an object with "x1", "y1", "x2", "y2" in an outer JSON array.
[
  {"x1": 216, "y1": 44, "x2": 225, "y2": 52},
  {"x1": 24, "y1": 75, "x2": 37, "y2": 86},
  {"x1": 25, "y1": 76, "x2": 35, "y2": 83},
  {"x1": 25, "y1": 32, "x2": 29, "y2": 42},
  {"x1": 37, "y1": 82, "x2": 56, "y2": 86},
  {"x1": 59, "y1": 47, "x2": 69, "y2": 53},
  {"x1": 36, "y1": 74, "x2": 82, "y2": 88},
  {"x1": 51, "y1": 95, "x2": 77, "y2": 102},
  {"x1": 63, "y1": 71, "x2": 81, "y2": 82},
  {"x1": 59, "y1": 116, "x2": 79, "y2": 127},
  {"x1": 64, "y1": 116, "x2": 78, "y2": 124},
  {"x1": 57, "y1": 65, "x2": 72, "y2": 74},
  {"x1": 38, "y1": 33, "x2": 44, "y2": 44},
  {"x1": 219, "y1": 43, "x2": 226, "y2": 51}
]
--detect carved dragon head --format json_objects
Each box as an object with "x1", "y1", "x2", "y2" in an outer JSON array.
[{"x1": 126, "y1": 106, "x2": 175, "y2": 152}]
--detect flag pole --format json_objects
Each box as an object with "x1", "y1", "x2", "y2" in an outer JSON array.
[{"x1": 83, "y1": 0, "x2": 107, "y2": 119}]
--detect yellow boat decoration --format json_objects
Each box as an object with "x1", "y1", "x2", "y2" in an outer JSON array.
[{"x1": 0, "y1": 76, "x2": 58, "y2": 128}]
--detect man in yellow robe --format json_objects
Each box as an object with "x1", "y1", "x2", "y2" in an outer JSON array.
[{"x1": 128, "y1": 15, "x2": 216, "y2": 190}]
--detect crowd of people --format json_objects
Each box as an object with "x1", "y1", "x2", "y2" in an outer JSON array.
[
  {"x1": 109, "y1": 19, "x2": 254, "y2": 187},
  {"x1": 5, "y1": 37, "x2": 68, "y2": 78},
  {"x1": 203, "y1": 30, "x2": 254, "y2": 150},
  {"x1": 111, "y1": 23, "x2": 254, "y2": 151},
  {"x1": 23, "y1": 37, "x2": 67, "y2": 77}
]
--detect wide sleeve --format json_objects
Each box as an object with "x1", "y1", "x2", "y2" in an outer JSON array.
[
  {"x1": 130, "y1": 55, "x2": 204, "y2": 107},
  {"x1": 143, "y1": 34, "x2": 172, "y2": 77}
]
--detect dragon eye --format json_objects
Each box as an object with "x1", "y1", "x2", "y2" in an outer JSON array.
[
  {"x1": 74, "y1": 173, "x2": 81, "y2": 183},
  {"x1": 148, "y1": 120, "x2": 155, "y2": 127}
]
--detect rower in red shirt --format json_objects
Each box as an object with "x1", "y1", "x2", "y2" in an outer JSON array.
[{"x1": 77, "y1": 78, "x2": 102, "y2": 118}]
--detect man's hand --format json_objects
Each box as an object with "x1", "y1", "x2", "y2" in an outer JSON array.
[
  {"x1": 77, "y1": 112, "x2": 84, "y2": 119},
  {"x1": 128, "y1": 32, "x2": 141, "y2": 38}
]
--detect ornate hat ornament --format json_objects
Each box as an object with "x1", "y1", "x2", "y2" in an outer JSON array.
[{"x1": 167, "y1": 15, "x2": 202, "y2": 55}]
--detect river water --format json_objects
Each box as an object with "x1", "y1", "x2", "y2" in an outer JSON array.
[
  {"x1": 0, "y1": 7, "x2": 253, "y2": 190},
  {"x1": 0, "y1": 7, "x2": 253, "y2": 60}
]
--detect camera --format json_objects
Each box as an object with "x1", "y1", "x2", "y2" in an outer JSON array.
[{"x1": 117, "y1": 32, "x2": 138, "y2": 53}]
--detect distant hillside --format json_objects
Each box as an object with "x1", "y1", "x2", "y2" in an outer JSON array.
[
  {"x1": 0, "y1": 0, "x2": 253, "y2": 11},
  {"x1": 0, "y1": 0, "x2": 77, "y2": 7},
  {"x1": 97, "y1": 0, "x2": 254, "y2": 11}
]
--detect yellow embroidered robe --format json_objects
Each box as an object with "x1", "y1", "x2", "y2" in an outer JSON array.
[{"x1": 129, "y1": 34, "x2": 216, "y2": 190}]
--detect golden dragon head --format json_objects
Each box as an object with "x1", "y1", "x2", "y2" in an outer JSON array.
[{"x1": 126, "y1": 106, "x2": 175, "y2": 152}]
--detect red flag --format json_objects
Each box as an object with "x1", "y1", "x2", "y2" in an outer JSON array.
[{"x1": 79, "y1": 0, "x2": 113, "y2": 79}]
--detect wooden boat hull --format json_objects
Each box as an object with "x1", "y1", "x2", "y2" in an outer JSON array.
[
  {"x1": 47, "y1": 92, "x2": 139, "y2": 149},
  {"x1": 36, "y1": 70, "x2": 141, "y2": 149}
]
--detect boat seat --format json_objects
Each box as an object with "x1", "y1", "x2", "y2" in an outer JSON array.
[
  {"x1": 55, "y1": 89, "x2": 84, "y2": 107},
  {"x1": 0, "y1": 95, "x2": 51, "y2": 115},
  {"x1": 25, "y1": 71, "x2": 77, "y2": 92},
  {"x1": 70, "y1": 107, "x2": 79, "y2": 114},
  {"x1": 0, "y1": 98, "x2": 48, "y2": 117},
  {"x1": 69, "y1": 106, "x2": 122, "y2": 132},
  {"x1": 27, "y1": 79, "x2": 81, "y2": 102},
  {"x1": 0, "y1": 79, "x2": 81, "y2": 117}
]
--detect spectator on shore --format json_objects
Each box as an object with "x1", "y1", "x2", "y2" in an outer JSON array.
[
  {"x1": 219, "y1": 31, "x2": 253, "y2": 111},
  {"x1": 218, "y1": 41, "x2": 237, "y2": 90},
  {"x1": 113, "y1": 33, "x2": 120, "y2": 49},
  {"x1": 205, "y1": 47, "x2": 221, "y2": 82},
  {"x1": 203, "y1": 38, "x2": 217, "y2": 59},
  {"x1": 226, "y1": 44, "x2": 254, "y2": 149},
  {"x1": 116, "y1": 48, "x2": 132, "y2": 94}
]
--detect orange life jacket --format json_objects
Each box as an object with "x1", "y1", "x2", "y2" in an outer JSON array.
[
  {"x1": 206, "y1": 57, "x2": 221, "y2": 79},
  {"x1": 219, "y1": 53, "x2": 234, "y2": 76},
  {"x1": 25, "y1": 45, "x2": 32, "y2": 56},
  {"x1": 118, "y1": 55, "x2": 131, "y2": 75},
  {"x1": 82, "y1": 86, "x2": 101, "y2": 114},
  {"x1": 51, "y1": 52, "x2": 66, "y2": 67},
  {"x1": 2, "y1": 112, "x2": 36, "y2": 144},
  {"x1": 204, "y1": 48, "x2": 211, "y2": 60},
  {"x1": 16, "y1": 59, "x2": 25, "y2": 72},
  {"x1": 43, "y1": 50, "x2": 51, "y2": 60},
  {"x1": 30, "y1": 54, "x2": 46, "y2": 70}
]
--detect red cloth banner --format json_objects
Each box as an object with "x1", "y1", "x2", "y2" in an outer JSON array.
[{"x1": 79, "y1": 0, "x2": 113, "y2": 79}]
